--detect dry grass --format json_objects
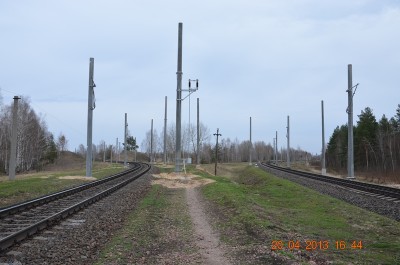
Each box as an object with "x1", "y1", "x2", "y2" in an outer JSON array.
[
  {"x1": 0, "y1": 152, "x2": 126, "y2": 207},
  {"x1": 199, "y1": 163, "x2": 248, "y2": 179},
  {"x1": 152, "y1": 172, "x2": 215, "y2": 189},
  {"x1": 277, "y1": 161, "x2": 400, "y2": 185}
]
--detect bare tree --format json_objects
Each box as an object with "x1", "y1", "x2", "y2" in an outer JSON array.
[
  {"x1": 141, "y1": 129, "x2": 160, "y2": 162},
  {"x1": 77, "y1": 144, "x2": 86, "y2": 157},
  {"x1": 57, "y1": 133, "x2": 68, "y2": 153},
  {"x1": 0, "y1": 97, "x2": 56, "y2": 173}
]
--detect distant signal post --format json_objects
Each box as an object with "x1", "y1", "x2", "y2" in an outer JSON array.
[{"x1": 213, "y1": 128, "x2": 222, "y2": 176}]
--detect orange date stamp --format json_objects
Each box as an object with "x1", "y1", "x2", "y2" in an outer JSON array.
[{"x1": 271, "y1": 240, "x2": 363, "y2": 251}]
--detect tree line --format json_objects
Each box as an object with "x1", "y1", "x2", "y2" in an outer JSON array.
[
  {"x1": 140, "y1": 122, "x2": 311, "y2": 164},
  {"x1": 1, "y1": 91, "x2": 314, "y2": 176},
  {"x1": 326, "y1": 104, "x2": 400, "y2": 178},
  {"x1": 0, "y1": 95, "x2": 67, "y2": 174}
]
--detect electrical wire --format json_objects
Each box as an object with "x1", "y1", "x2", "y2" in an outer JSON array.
[{"x1": 0, "y1": 86, "x2": 85, "y2": 138}]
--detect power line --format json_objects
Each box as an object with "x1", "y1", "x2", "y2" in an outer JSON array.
[{"x1": 0, "y1": 86, "x2": 85, "y2": 138}]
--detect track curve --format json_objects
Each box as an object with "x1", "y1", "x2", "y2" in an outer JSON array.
[
  {"x1": 259, "y1": 163, "x2": 400, "y2": 221},
  {"x1": 260, "y1": 163, "x2": 400, "y2": 200},
  {"x1": 0, "y1": 162, "x2": 150, "y2": 252}
]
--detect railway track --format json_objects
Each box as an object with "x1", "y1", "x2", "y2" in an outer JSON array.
[
  {"x1": 0, "y1": 162, "x2": 151, "y2": 252},
  {"x1": 259, "y1": 163, "x2": 400, "y2": 201}
]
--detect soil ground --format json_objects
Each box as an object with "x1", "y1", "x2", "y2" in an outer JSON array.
[
  {"x1": 97, "y1": 170, "x2": 234, "y2": 264},
  {"x1": 154, "y1": 172, "x2": 231, "y2": 264},
  {"x1": 186, "y1": 187, "x2": 231, "y2": 264}
]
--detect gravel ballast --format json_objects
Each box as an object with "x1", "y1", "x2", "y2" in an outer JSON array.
[
  {"x1": 262, "y1": 166, "x2": 400, "y2": 221},
  {"x1": 0, "y1": 170, "x2": 153, "y2": 265}
]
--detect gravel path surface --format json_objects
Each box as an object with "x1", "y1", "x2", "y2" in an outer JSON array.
[
  {"x1": 263, "y1": 166, "x2": 400, "y2": 221},
  {"x1": 0, "y1": 170, "x2": 153, "y2": 265},
  {"x1": 186, "y1": 188, "x2": 231, "y2": 265}
]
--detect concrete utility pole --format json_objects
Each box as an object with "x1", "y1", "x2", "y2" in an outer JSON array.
[
  {"x1": 86, "y1": 58, "x2": 95, "y2": 177},
  {"x1": 134, "y1": 137, "x2": 137, "y2": 162},
  {"x1": 118, "y1": 141, "x2": 121, "y2": 162},
  {"x1": 103, "y1": 141, "x2": 106, "y2": 162},
  {"x1": 8, "y1": 96, "x2": 20, "y2": 180},
  {"x1": 124, "y1": 113, "x2": 127, "y2": 167},
  {"x1": 213, "y1": 128, "x2": 222, "y2": 176},
  {"x1": 175, "y1": 22, "x2": 183, "y2": 173},
  {"x1": 150, "y1": 119, "x2": 153, "y2": 163},
  {"x1": 164, "y1": 96, "x2": 167, "y2": 164},
  {"x1": 115, "y1": 138, "x2": 118, "y2": 163},
  {"x1": 275, "y1": 131, "x2": 278, "y2": 164},
  {"x1": 346, "y1": 64, "x2": 358, "y2": 179},
  {"x1": 249, "y1": 117, "x2": 252, "y2": 165},
  {"x1": 110, "y1": 145, "x2": 113, "y2": 164},
  {"x1": 273, "y1": 138, "x2": 276, "y2": 164},
  {"x1": 197, "y1": 98, "x2": 200, "y2": 165},
  {"x1": 321, "y1": 100, "x2": 327, "y2": 175},
  {"x1": 287, "y1": 116, "x2": 290, "y2": 168}
]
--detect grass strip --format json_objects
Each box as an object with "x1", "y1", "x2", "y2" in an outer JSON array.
[
  {"x1": 199, "y1": 164, "x2": 400, "y2": 264},
  {"x1": 0, "y1": 163, "x2": 125, "y2": 207},
  {"x1": 96, "y1": 184, "x2": 197, "y2": 264}
]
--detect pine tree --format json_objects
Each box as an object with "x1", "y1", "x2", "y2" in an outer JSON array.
[{"x1": 355, "y1": 107, "x2": 378, "y2": 170}]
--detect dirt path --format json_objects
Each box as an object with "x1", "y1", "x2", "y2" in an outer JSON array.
[{"x1": 186, "y1": 187, "x2": 231, "y2": 265}]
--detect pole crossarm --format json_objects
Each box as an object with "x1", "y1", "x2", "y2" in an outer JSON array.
[
  {"x1": 346, "y1": 83, "x2": 359, "y2": 114},
  {"x1": 178, "y1": 79, "x2": 199, "y2": 101}
]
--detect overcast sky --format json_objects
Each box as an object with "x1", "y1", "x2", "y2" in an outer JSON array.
[{"x1": 0, "y1": 0, "x2": 399, "y2": 155}]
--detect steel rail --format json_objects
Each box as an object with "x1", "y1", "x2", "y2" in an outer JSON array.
[
  {"x1": 0, "y1": 163, "x2": 141, "y2": 218},
  {"x1": 260, "y1": 163, "x2": 400, "y2": 200},
  {"x1": 0, "y1": 162, "x2": 150, "y2": 252}
]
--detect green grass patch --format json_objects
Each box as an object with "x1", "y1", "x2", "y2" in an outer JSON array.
[
  {"x1": 199, "y1": 163, "x2": 400, "y2": 264},
  {"x1": 0, "y1": 162, "x2": 126, "y2": 207},
  {"x1": 96, "y1": 185, "x2": 196, "y2": 264}
]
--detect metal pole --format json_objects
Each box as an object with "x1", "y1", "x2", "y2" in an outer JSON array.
[
  {"x1": 5, "y1": 140, "x2": 8, "y2": 174},
  {"x1": 249, "y1": 117, "x2": 252, "y2": 165},
  {"x1": 110, "y1": 145, "x2": 113, "y2": 164},
  {"x1": 118, "y1": 141, "x2": 120, "y2": 162},
  {"x1": 275, "y1": 131, "x2": 278, "y2": 164},
  {"x1": 321, "y1": 100, "x2": 327, "y2": 175},
  {"x1": 287, "y1": 116, "x2": 290, "y2": 168},
  {"x1": 273, "y1": 138, "x2": 276, "y2": 164},
  {"x1": 124, "y1": 113, "x2": 127, "y2": 167},
  {"x1": 103, "y1": 141, "x2": 106, "y2": 162},
  {"x1": 86, "y1": 58, "x2": 95, "y2": 177},
  {"x1": 188, "y1": 84, "x2": 191, "y2": 161},
  {"x1": 175, "y1": 22, "x2": 183, "y2": 172},
  {"x1": 213, "y1": 128, "x2": 221, "y2": 176},
  {"x1": 8, "y1": 96, "x2": 20, "y2": 180},
  {"x1": 115, "y1": 138, "x2": 118, "y2": 163},
  {"x1": 197, "y1": 98, "x2": 200, "y2": 165},
  {"x1": 347, "y1": 64, "x2": 355, "y2": 179},
  {"x1": 150, "y1": 119, "x2": 153, "y2": 163},
  {"x1": 164, "y1": 96, "x2": 167, "y2": 164}
]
